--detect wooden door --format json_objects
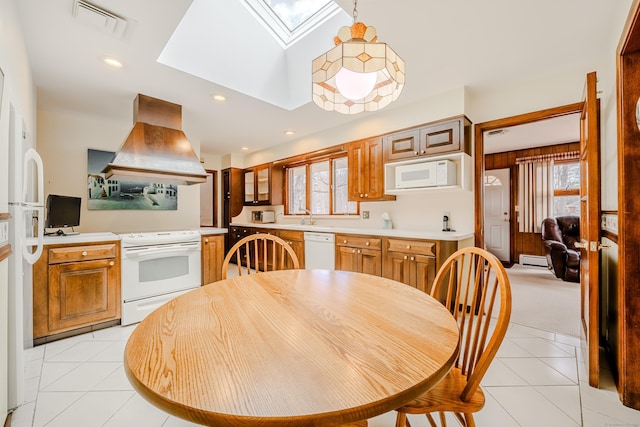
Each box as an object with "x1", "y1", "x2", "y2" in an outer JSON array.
[
  {"x1": 359, "y1": 248, "x2": 382, "y2": 276},
  {"x1": 336, "y1": 246, "x2": 359, "y2": 272},
  {"x1": 364, "y1": 137, "x2": 385, "y2": 199},
  {"x1": 384, "y1": 252, "x2": 411, "y2": 284},
  {"x1": 48, "y1": 259, "x2": 120, "y2": 333},
  {"x1": 579, "y1": 71, "x2": 601, "y2": 387},
  {"x1": 202, "y1": 235, "x2": 223, "y2": 285},
  {"x1": 484, "y1": 168, "x2": 511, "y2": 261},
  {"x1": 413, "y1": 255, "x2": 436, "y2": 293}
]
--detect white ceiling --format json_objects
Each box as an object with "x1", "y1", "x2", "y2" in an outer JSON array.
[{"x1": 15, "y1": 0, "x2": 631, "y2": 156}]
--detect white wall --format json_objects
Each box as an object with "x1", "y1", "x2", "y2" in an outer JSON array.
[
  {"x1": 37, "y1": 109, "x2": 202, "y2": 233},
  {"x1": 0, "y1": 0, "x2": 38, "y2": 418}
]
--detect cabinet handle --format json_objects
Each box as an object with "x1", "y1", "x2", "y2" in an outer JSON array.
[
  {"x1": 357, "y1": 249, "x2": 361, "y2": 254},
  {"x1": 343, "y1": 240, "x2": 348, "y2": 244},
  {"x1": 421, "y1": 150, "x2": 426, "y2": 154},
  {"x1": 414, "y1": 151, "x2": 419, "y2": 155},
  {"x1": 365, "y1": 241, "x2": 370, "y2": 246},
  {"x1": 109, "y1": 261, "x2": 114, "y2": 266},
  {"x1": 360, "y1": 193, "x2": 364, "y2": 197},
  {"x1": 406, "y1": 245, "x2": 411, "y2": 249},
  {"x1": 404, "y1": 255, "x2": 408, "y2": 260},
  {"x1": 288, "y1": 241, "x2": 293, "y2": 245},
  {"x1": 410, "y1": 256, "x2": 415, "y2": 261},
  {"x1": 82, "y1": 251, "x2": 88, "y2": 256},
  {"x1": 352, "y1": 249, "x2": 356, "y2": 253},
  {"x1": 364, "y1": 194, "x2": 368, "y2": 198},
  {"x1": 205, "y1": 238, "x2": 209, "y2": 243}
]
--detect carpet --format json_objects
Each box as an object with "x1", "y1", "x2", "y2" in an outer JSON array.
[{"x1": 505, "y1": 263, "x2": 582, "y2": 337}]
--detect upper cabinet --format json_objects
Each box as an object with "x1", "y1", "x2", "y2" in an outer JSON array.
[
  {"x1": 384, "y1": 115, "x2": 471, "y2": 162},
  {"x1": 244, "y1": 163, "x2": 283, "y2": 206},
  {"x1": 348, "y1": 137, "x2": 396, "y2": 202}
]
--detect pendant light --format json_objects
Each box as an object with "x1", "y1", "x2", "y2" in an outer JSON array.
[{"x1": 312, "y1": 0, "x2": 405, "y2": 114}]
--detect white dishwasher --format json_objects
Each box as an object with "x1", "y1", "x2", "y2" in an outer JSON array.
[{"x1": 304, "y1": 232, "x2": 335, "y2": 270}]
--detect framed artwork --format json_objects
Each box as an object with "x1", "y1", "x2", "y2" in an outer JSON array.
[{"x1": 87, "y1": 148, "x2": 178, "y2": 210}]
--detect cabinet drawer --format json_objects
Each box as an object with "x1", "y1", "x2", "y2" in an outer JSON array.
[
  {"x1": 279, "y1": 229, "x2": 304, "y2": 242},
  {"x1": 386, "y1": 238, "x2": 436, "y2": 257},
  {"x1": 48, "y1": 244, "x2": 117, "y2": 264},
  {"x1": 336, "y1": 235, "x2": 381, "y2": 250}
]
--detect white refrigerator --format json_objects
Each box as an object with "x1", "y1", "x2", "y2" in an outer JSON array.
[{"x1": 7, "y1": 104, "x2": 44, "y2": 410}]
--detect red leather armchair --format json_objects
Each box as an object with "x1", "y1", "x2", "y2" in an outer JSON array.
[{"x1": 541, "y1": 216, "x2": 581, "y2": 282}]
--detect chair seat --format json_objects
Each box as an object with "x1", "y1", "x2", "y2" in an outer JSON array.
[{"x1": 396, "y1": 368, "x2": 485, "y2": 415}]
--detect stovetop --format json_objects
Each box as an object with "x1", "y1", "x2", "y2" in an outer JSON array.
[{"x1": 119, "y1": 230, "x2": 200, "y2": 246}]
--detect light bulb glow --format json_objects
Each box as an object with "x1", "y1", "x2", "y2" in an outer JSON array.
[{"x1": 335, "y1": 68, "x2": 377, "y2": 100}]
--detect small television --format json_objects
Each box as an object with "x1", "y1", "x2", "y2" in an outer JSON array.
[{"x1": 45, "y1": 194, "x2": 81, "y2": 234}]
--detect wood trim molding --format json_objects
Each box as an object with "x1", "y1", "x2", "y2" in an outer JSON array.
[
  {"x1": 0, "y1": 212, "x2": 11, "y2": 220},
  {"x1": 0, "y1": 243, "x2": 12, "y2": 263},
  {"x1": 474, "y1": 103, "x2": 584, "y2": 247}
]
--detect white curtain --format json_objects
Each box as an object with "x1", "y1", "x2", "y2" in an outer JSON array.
[{"x1": 517, "y1": 157, "x2": 554, "y2": 233}]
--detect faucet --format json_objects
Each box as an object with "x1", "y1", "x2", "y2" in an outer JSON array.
[{"x1": 300, "y1": 209, "x2": 315, "y2": 225}]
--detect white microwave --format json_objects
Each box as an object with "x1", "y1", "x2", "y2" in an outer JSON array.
[{"x1": 394, "y1": 159, "x2": 456, "y2": 189}]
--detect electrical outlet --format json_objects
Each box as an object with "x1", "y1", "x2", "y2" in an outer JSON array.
[{"x1": 362, "y1": 211, "x2": 370, "y2": 219}]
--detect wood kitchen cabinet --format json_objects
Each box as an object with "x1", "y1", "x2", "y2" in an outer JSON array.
[
  {"x1": 384, "y1": 116, "x2": 472, "y2": 162},
  {"x1": 335, "y1": 234, "x2": 382, "y2": 276},
  {"x1": 243, "y1": 163, "x2": 283, "y2": 206},
  {"x1": 33, "y1": 241, "x2": 121, "y2": 341},
  {"x1": 383, "y1": 238, "x2": 437, "y2": 293},
  {"x1": 382, "y1": 237, "x2": 458, "y2": 297},
  {"x1": 278, "y1": 229, "x2": 305, "y2": 269},
  {"x1": 222, "y1": 167, "x2": 244, "y2": 253},
  {"x1": 201, "y1": 233, "x2": 224, "y2": 285},
  {"x1": 347, "y1": 137, "x2": 396, "y2": 202}
]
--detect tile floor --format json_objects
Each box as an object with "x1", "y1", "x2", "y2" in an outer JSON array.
[{"x1": 9, "y1": 320, "x2": 640, "y2": 427}]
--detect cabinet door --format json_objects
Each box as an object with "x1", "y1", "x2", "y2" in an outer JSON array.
[
  {"x1": 244, "y1": 170, "x2": 255, "y2": 204},
  {"x1": 279, "y1": 230, "x2": 305, "y2": 269},
  {"x1": 202, "y1": 235, "x2": 224, "y2": 285},
  {"x1": 413, "y1": 255, "x2": 436, "y2": 294},
  {"x1": 421, "y1": 119, "x2": 461, "y2": 155},
  {"x1": 383, "y1": 129, "x2": 421, "y2": 161},
  {"x1": 364, "y1": 137, "x2": 386, "y2": 199},
  {"x1": 336, "y1": 246, "x2": 359, "y2": 272},
  {"x1": 359, "y1": 248, "x2": 382, "y2": 276},
  {"x1": 48, "y1": 258, "x2": 120, "y2": 333},
  {"x1": 383, "y1": 252, "x2": 411, "y2": 284},
  {"x1": 256, "y1": 167, "x2": 270, "y2": 203},
  {"x1": 347, "y1": 141, "x2": 366, "y2": 201}
]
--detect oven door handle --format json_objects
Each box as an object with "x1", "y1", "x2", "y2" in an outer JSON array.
[{"x1": 124, "y1": 246, "x2": 199, "y2": 258}]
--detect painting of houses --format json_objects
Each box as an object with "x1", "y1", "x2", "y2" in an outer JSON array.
[{"x1": 87, "y1": 149, "x2": 178, "y2": 210}]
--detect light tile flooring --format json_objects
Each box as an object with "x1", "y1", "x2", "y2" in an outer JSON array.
[{"x1": 10, "y1": 321, "x2": 640, "y2": 427}]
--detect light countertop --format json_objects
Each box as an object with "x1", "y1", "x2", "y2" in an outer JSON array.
[
  {"x1": 230, "y1": 222, "x2": 473, "y2": 242},
  {"x1": 27, "y1": 232, "x2": 120, "y2": 246}
]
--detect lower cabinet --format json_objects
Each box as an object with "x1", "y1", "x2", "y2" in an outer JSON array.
[
  {"x1": 33, "y1": 241, "x2": 121, "y2": 341},
  {"x1": 202, "y1": 234, "x2": 224, "y2": 285},
  {"x1": 383, "y1": 238, "x2": 437, "y2": 293},
  {"x1": 335, "y1": 234, "x2": 382, "y2": 276},
  {"x1": 277, "y1": 229, "x2": 305, "y2": 269},
  {"x1": 382, "y1": 238, "x2": 457, "y2": 298}
]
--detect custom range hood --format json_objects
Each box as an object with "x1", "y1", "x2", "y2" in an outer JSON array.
[{"x1": 103, "y1": 94, "x2": 207, "y2": 185}]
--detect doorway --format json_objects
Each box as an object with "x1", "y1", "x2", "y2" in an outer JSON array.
[{"x1": 483, "y1": 168, "x2": 510, "y2": 262}]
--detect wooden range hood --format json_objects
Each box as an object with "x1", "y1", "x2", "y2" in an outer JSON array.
[{"x1": 103, "y1": 94, "x2": 207, "y2": 185}]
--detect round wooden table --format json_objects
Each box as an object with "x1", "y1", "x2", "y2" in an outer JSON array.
[{"x1": 124, "y1": 269, "x2": 460, "y2": 426}]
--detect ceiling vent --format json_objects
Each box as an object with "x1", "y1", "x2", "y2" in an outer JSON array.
[{"x1": 72, "y1": 0, "x2": 127, "y2": 38}]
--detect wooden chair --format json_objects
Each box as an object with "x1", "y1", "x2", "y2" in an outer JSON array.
[
  {"x1": 395, "y1": 247, "x2": 512, "y2": 427},
  {"x1": 221, "y1": 233, "x2": 300, "y2": 279}
]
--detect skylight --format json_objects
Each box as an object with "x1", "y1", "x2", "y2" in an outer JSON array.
[{"x1": 244, "y1": 0, "x2": 342, "y2": 48}]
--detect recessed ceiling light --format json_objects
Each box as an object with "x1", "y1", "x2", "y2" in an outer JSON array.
[
  {"x1": 284, "y1": 130, "x2": 295, "y2": 135},
  {"x1": 211, "y1": 94, "x2": 226, "y2": 102},
  {"x1": 103, "y1": 57, "x2": 123, "y2": 68},
  {"x1": 241, "y1": 146, "x2": 249, "y2": 151}
]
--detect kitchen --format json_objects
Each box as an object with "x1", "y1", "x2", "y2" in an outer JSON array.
[{"x1": 1, "y1": 0, "x2": 638, "y2": 425}]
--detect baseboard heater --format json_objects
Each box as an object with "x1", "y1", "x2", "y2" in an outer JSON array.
[{"x1": 519, "y1": 254, "x2": 547, "y2": 267}]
